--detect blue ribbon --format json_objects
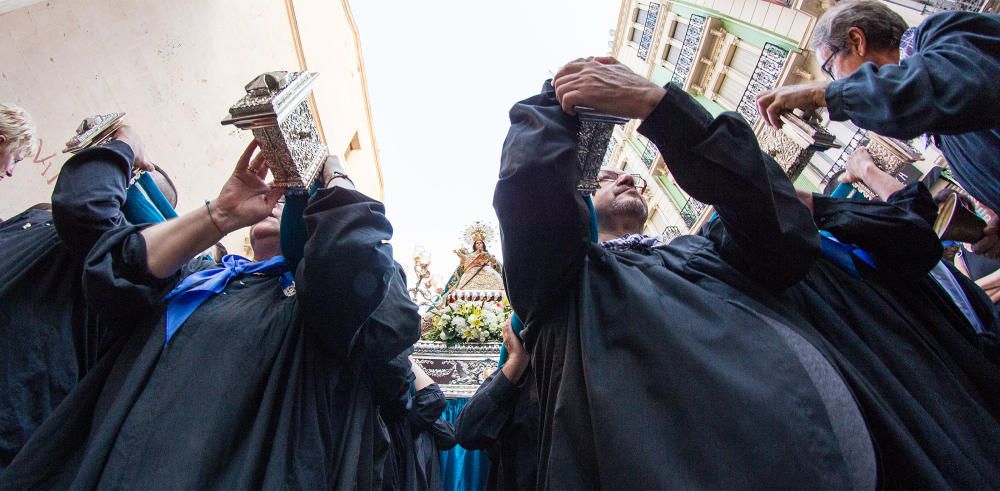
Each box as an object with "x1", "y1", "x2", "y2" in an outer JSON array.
[
  {"x1": 819, "y1": 231, "x2": 877, "y2": 278},
  {"x1": 162, "y1": 254, "x2": 288, "y2": 346}
]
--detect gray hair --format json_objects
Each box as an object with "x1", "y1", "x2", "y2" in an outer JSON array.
[{"x1": 810, "y1": 0, "x2": 908, "y2": 52}]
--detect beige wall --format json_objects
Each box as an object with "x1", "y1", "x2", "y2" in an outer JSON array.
[{"x1": 0, "y1": 0, "x2": 381, "y2": 254}]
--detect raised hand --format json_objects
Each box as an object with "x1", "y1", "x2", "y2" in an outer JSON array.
[
  {"x1": 112, "y1": 125, "x2": 155, "y2": 173},
  {"x1": 755, "y1": 82, "x2": 829, "y2": 129},
  {"x1": 210, "y1": 140, "x2": 286, "y2": 234},
  {"x1": 552, "y1": 56, "x2": 665, "y2": 119}
]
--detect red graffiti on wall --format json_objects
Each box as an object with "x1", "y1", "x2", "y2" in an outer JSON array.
[{"x1": 31, "y1": 138, "x2": 59, "y2": 185}]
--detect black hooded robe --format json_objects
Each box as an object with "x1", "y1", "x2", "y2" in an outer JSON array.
[
  {"x1": 0, "y1": 186, "x2": 419, "y2": 489},
  {"x1": 744, "y1": 186, "x2": 1000, "y2": 488},
  {"x1": 494, "y1": 82, "x2": 875, "y2": 488},
  {"x1": 0, "y1": 141, "x2": 135, "y2": 470}
]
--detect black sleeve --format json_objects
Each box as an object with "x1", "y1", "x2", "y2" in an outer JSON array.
[
  {"x1": 493, "y1": 81, "x2": 592, "y2": 329},
  {"x1": 52, "y1": 140, "x2": 134, "y2": 260},
  {"x1": 430, "y1": 419, "x2": 458, "y2": 451},
  {"x1": 812, "y1": 183, "x2": 943, "y2": 278},
  {"x1": 82, "y1": 225, "x2": 187, "y2": 324},
  {"x1": 375, "y1": 350, "x2": 415, "y2": 417},
  {"x1": 638, "y1": 84, "x2": 820, "y2": 290},
  {"x1": 408, "y1": 383, "x2": 448, "y2": 431},
  {"x1": 454, "y1": 369, "x2": 521, "y2": 450},
  {"x1": 298, "y1": 187, "x2": 420, "y2": 366},
  {"x1": 826, "y1": 12, "x2": 1000, "y2": 138}
]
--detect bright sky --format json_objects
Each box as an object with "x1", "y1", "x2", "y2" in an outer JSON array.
[{"x1": 352, "y1": 0, "x2": 620, "y2": 288}]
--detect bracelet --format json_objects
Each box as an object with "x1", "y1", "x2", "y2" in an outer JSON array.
[
  {"x1": 325, "y1": 171, "x2": 354, "y2": 188},
  {"x1": 204, "y1": 200, "x2": 225, "y2": 235}
]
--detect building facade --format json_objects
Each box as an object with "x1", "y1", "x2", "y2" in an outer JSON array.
[
  {"x1": 0, "y1": 0, "x2": 383, "y2": 254},
  {"x1": 607, "y1": 0, "x2": 997, "y2": 237}
]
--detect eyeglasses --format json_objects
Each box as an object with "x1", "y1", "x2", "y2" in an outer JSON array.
[
  {"x1": 598, "y1": 173, "x2": 647, "y2": 193},
  {"x1": 820, "y1": 47, "x2": 843, "y2": 80}
]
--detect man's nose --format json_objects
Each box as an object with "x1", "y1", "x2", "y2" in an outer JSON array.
[{"x1": 617, "y1": 173, "x2": 635, "y2": 187}]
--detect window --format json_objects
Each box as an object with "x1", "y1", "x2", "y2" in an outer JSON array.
[
  {"x1": 630, "y1": 27, "x2": 643, "y2": 43},
  {"x1": 671, "y1": 22, "x2": 688, "y2": 42},
  {"x1": 634, "y1": 7, "x2": 649, "y2": 24},
  {"x1": 663, "y1": 45, "x2": 680, "y2": 65}
]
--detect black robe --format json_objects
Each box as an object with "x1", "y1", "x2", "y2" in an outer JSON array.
[
  {"x1": 494, "y1": 82, "x2": 874, "y2": 488},
  {"x1": 410, "y1": 384, "x2": 455, "y2": 491},
  {"x1": 0, "y1": 186, "x2": 420, "y2": 489},
  {"x1": 383, "y1": 378, "x2": 456, "y2": 491},
  {"x1": 700, "y1": 166, "x2": 1000, "y2": 484},
  {"x1": 454, "y1": 366, "x2": 538, "y2": 491},
  {"x1": 825, "y1": 11, "x2": 1000, "y2": 213},
  {"x1": 0, "y1": 141, "x2": 134, "y2": 470}
]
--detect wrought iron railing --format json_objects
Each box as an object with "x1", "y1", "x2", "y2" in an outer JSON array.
[
  {"x1": 670, "y1": 14, "x2": 706, "y2": 87},
  {"x1": 821, "y1": 128, "x2": 869, "y2": 184},
  {"x1": 679, "y1": 198, "x2": 708, "y2": 227},
  {"x1": 736, "y1": 43, "x2": 790, "y2": 125},
  {"x1": 662, "y1": 225, "x2": 682, "y2": 239},
  {"x1": 883, "y1": 0, "x2": 988, "y2": 13},
  {"x1": 639, "y1": 136, "x2": 659, "y2": 169},
  {"x1": 637, "y1": 2, "x2": 661, "y2": 61}
]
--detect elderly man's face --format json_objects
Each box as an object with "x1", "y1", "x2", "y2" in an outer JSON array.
[
  {"x1": 592, "y1": 169, "x2": 648, "y2": 225},
  {"x1": 249, "y1": 200, "x2": 284, "y2": 258},
  {"x1": 0, "y1": 142, "x2": 28, "y2": 180}
]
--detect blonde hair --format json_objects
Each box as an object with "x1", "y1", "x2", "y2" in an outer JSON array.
[{"x1": 0, "y1": 103, "x2": 36, "y2": 156}]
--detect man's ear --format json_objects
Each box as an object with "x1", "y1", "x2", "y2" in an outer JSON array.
[
  {"x1": 0, "y1": 135, "x2": 6, "y2": 146},
  {"x1": 847, "y1": 26, "x2": 867, "y2": 57}
]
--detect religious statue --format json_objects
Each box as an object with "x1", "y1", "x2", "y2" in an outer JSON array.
[{"x1": 452, "y1": 240, "x2": 503, "y2": 292}]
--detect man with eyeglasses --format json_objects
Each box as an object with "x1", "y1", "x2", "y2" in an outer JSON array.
[
  {"x1": 494, "y1": 57, "x2": 875, "y2": 489},
  {"x1": 756, "y1": 0, "x2": 1000, "y2": 255}
]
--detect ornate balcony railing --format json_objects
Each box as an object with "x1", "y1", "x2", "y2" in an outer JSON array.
[
  {"x1": 639, "y1": 136, "x2": 659, "y2": 169},
  {"x1": 662, "y1": 225, "x2": 682, "y2": 239},
  {"x1": 670, "y1": 14, "x2": 706, "y2": 87},
  {"x1": 736, "y1": 43, "x2": 790, "y2": 125},
  {"x1": 883, "y1": 0, "x2": 989, "y2": 14},
  {"x1": 821, "y1": 127, "x2": 869, "y2": 184},
  {"x1": 679, "y1": 198, "x2": 708, "y2": 227},
  {"x1": 637, "y1": 2, "x2": 661, "y2": 61}
]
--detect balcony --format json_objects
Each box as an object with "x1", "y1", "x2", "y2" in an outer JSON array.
[
  {"x1": 679, "y1": 198, "x2": 709, "y2": 227},
  {"x1": 883, "y1": 0, "x2": 990, "y2": 13}
]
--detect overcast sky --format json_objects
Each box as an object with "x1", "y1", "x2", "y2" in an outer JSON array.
[{"x1": 352, "y1": 0, "x2": 620, "y2": 288}]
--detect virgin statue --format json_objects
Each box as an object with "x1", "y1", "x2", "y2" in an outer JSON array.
[{"x1": 447, "y1": 222, "x2": 504, "y2": 292}]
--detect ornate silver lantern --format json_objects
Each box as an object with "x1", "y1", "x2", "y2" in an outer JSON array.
[
  {"x1": 852, "y1": 133, "x2": 922, "y2": 199},
  {"x1": 577, "y1": 107, "x2": 629, "y2": 194},
  {"x1": 758, "y1": 111, "x2": 840, "y2": 181},
  {"x1": 222, "y1": 71, "x2": 327, "y2": 189},
  {"x1": 62, "y1": 112, "x2": 126, "y2": 154}
]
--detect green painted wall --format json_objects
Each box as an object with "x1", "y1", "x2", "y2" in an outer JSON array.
[
  {"x1": 668, "y1": 0, "x2": 799, "y2": 52},
  {"x1": 652, "y1": 65, "x2": 674, "y2": 86},
  {"x1": 794, "y1": 174, "x2": 820, "y2": 192},
  {"x1": 694, "y1": 95, "x2": 727, "y2": 116},
  {"x1": 657, "y1": 175, "x2": 690, "y2": 209}
]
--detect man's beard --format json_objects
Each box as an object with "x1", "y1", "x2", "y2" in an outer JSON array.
[{"x1": 612, "y1": 194, "x2": 648, "y2": 224}]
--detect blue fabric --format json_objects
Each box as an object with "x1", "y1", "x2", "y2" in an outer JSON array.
[
  {"x1": 819, "y1": 231, "x2": 877, "y2": 279},
  {"x1": 162, "y1": 254, "x2": 288, "y2": 346},
  {"x1": 123, "y1": 172, "x2": 178, "y2": 225},
  {"x1": 439, "y1": 397, "x2": 489, "y2": 491}
]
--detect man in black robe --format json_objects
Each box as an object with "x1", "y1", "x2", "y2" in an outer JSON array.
[
  {"x1": 696, "y1": 132, "x2": 1000, "y2": 485},
  {"x1": 455, "y1": 318, "x2": 538, "y2": 491},
  {"x1": 0, "y1": 127, "x2": 165, "y2": 470},
  {"x1": 494, "y1": 57, "x2": 876, "y2": 488},
  {"x1": 756, "y1": 1, "x2": 1000, "y2": 255},
  {"x1": 1, "y1": 141, "x2": 419, "y2": 488}
]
